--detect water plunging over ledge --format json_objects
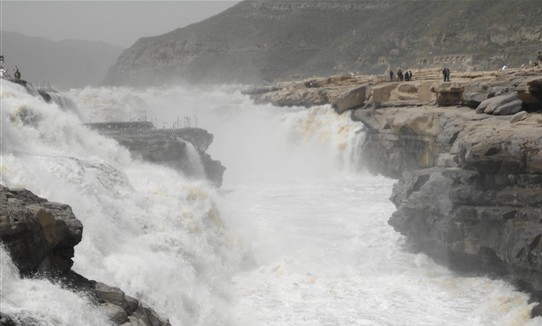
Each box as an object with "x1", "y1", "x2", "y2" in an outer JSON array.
[{"x1": 0, "y1": 82, "x2": 538, "y2": 325}]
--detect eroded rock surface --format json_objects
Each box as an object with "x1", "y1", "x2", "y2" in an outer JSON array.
[
  {"x1": 0, "y1": 185, "x2": 171, "y2": 326},
  {"x1": 86, "y1": 122, "x2": 226, "y2": 187},
  {"x1": 0, "y1": 185, "x2": 83, "y2": 276}
]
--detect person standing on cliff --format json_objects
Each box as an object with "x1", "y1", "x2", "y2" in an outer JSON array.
[
  {"x1": 446, "y1": 67, "x2": 450, "y2": 81},
  {"x1": 389, "y1": 70, "x2": 394, "y2": 82},
  {"x1": 14, "y1": 66, "x2": 21, "y2": 80},
  {"x1": 398, "y1": 68, "x2": 404, "y2": 81},
  {"x1": 442, "y1": 67, "x2": 447, "y2": 82}
]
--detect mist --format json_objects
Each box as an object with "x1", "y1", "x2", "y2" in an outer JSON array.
[{"x1": 0, "y1": 1, "x2": 239, "y2": 89}]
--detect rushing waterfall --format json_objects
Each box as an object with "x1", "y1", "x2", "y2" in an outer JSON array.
[
  {"x1": 1, "y1": 80, "x2": 539, "y2": 326},
  {"x1": 182, "y1": 139, "x2": 207, "y2": 179}
]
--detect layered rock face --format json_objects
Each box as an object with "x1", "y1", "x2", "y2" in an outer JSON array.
[
  {"x1": 104, "y1": 0, "x2": 542, "y2": 86},
  {"x1": 0, "y1": 185, "x2": 171, "y2": 326},
  {"x1": 0, "y1": 185, "x2": 83, "y2": 276},
  {"x1": 354, "y1": 73, "x2": 542, "y2": 307},
  {"x1": 248, "y1": 68, "x2": 542, "y2": 314},
  {"x1": 86, "y1": 122, "x2": 226, "y2": 187}
]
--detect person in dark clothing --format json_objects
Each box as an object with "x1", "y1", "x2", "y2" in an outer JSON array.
[
  {"x1": 445, "y1": 67, "x2": 450, "y2": 82},
  {"x1": 397, "y1": 69, "x2": 403, "y2": 81},
  {"x1": 408, "y1": 70, "x2": 413, "y2": 81},
  {"x1": 389, "y1": 70, "x2": 394, "y2": 82},
  {"x1": 405, "y1": 71, "x2": 410, "y2": 81},
  {"x1": 442, "y1": 67, "x2": 447, "y2": 82},
  {"x1": 14, "y1": 66, "x2": 21, "y2": 80}
]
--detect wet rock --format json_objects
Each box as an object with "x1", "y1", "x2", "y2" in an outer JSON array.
[
  {"x1": 99, "y1": 303, "x2": 129, "y2": 325},
  {"x1": 95, "y1": 282, "x2": 126, "y2": 304},
  {"x1": 121, "y1": 316, "x2": 148, "y2": 326},
  {"x1": 0, "y1": 313, "x2": 16, "y2": 326},
  {"x1": 532, "y1": 303, "x2": 542, "y2": 318},
  {"x1": 357, "y1": 101, "x2": 542, "y2": 298},
  {"x1": 0, "y1": 186, "x2": 172, "y2": 326},
  {"x1": 0, "y1": 186, "x2": 83, "y2": 276},
  {"x1": 86, "y1": 123, "x2": 225, "y2": 187}
]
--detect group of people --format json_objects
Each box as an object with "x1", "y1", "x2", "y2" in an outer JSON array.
[
  {"x1": 389, "y1": 68, "x2": 413, "y2": 82},
  {"x1": 0, "y1": 66, "x2": 22, "y2": 80}
]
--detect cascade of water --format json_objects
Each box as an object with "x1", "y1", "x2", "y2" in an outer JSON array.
[
  {"x1": 1, "y1": 81, "x2": 539, "y2": 325},
  {"x1": 0, "y1": 247, "x2": 110, "y2": 325},
  {"x1": 181, "y1": 138, "x2": 207, "y2": 179}
]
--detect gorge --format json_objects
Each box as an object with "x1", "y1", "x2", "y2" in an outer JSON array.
[{"x1": 248, "y1": 66, "x2": 542, "y2": 317}]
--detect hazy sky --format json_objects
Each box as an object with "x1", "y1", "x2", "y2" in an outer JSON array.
[{"x1": 1, "y1": 1, "x2": 240, "y2": 48}]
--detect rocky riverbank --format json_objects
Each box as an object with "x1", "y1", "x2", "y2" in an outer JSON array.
[
  {"x1": 247, "y1": 67, "x2": 542, "y2": 316},
  {"x1": 0, "y1": 185, "x2": 171, "y2": 326}
]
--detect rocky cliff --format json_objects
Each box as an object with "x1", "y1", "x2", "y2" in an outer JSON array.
[
  {"x1": 246, "y1": 67, "x2": 542, "y2": 316},
  {"x1": 0, "y1": 185, "x2": 171, "y2": 326},
  {"x1": 85, "y1": 121, "x2": 226, "y2": 187},
  {"x1": 104, "y1": 0, "x2": 542, "y2": 86}
]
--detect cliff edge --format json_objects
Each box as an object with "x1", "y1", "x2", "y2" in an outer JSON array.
[{"x1": 248, "y1": 66, "x2": 542, "y2": 316}]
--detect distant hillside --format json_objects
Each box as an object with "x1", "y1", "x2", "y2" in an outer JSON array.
[
  {"x1": 104, "y1": 0, "x2": 542, "y2": 86},
  {"x1": 1, "y1": 31, "x2": 124, "y2": 89}
]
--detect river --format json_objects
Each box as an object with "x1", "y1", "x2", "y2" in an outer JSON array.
[{"x1": 0, "y1": 81, "x2": 538, "y2": 325}]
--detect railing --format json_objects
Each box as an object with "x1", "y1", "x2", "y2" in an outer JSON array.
[{"x1": 129, "y1": 110, "x2": 200, "y2": 130}]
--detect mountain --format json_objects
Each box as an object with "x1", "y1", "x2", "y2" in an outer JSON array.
[
  {"x1": 1, "y1": 31, "x2": 124, "y2": 89},
  {"x1": 104, "y1": 0, "x2": 542, "y2": 86}
]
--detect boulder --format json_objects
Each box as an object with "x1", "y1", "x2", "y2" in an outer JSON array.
[
  {"x1": 431, "y1": 83, "x2": 463, "y2": 106},
  {"x1": 475, "y1": 92, "x2": 520, "y2": 114},
  {"x1": 0, "y1": 186, "x2": 172, "y2": 326},
  {"x1": 121, "y1": 316, "x2": 148, "y2": 326},
  {"x1": 516, "y1": 76, "x2": 542, "y2": 110},
  {"x1": 99, "y1": 303, "x2": 128, "y2": 325},
  {"x1": 369, "y1": 83, "x2": 397, "y2": 103},
  {"x1": 510, "y1": 111, "x2": 528, "y2": 123},
  {"x1": 95, "y1": 282, "x2": 126, "y2": 304},
  {"x1": 0, "y1": 186, "x2": 83, "y2": 276},
  {"x1": 493, "y1": 99, "x2": 523, "y2": 115},
  {"x1": 461, "y1": 79, "x2": 490, "y2": 107},
  {"x1": 331, "y1": 84, "x2": 368, "y2": 114}
]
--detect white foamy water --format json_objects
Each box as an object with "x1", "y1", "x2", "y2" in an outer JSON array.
[{"x1": 1, "y1": 80, "x2": 540, "y2": 325}]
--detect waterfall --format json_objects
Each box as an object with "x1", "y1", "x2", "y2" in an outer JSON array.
[{"x1": 1, "y1": 80, "x2": 538, "y2": 325}]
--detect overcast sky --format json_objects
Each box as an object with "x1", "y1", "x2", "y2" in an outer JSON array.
[{"x1": 1, "y1": 1, "x2": 240, "y2": 48}]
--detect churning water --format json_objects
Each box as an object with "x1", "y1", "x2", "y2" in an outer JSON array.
[{"x1": 0, "y1": 80, "x2": 540, "y2": 325}]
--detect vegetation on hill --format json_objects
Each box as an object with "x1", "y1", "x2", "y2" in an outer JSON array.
[{"x1": 104, "y1": 0, "x2": 542, "y2": 85}]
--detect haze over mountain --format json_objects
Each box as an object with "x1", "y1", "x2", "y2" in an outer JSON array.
[
  {"x1": 1, "y1": 31, "x2": 123, "y2": 89},
  {"x1": 104, "y1": 0, "x2": 542, "y2": 86}
]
